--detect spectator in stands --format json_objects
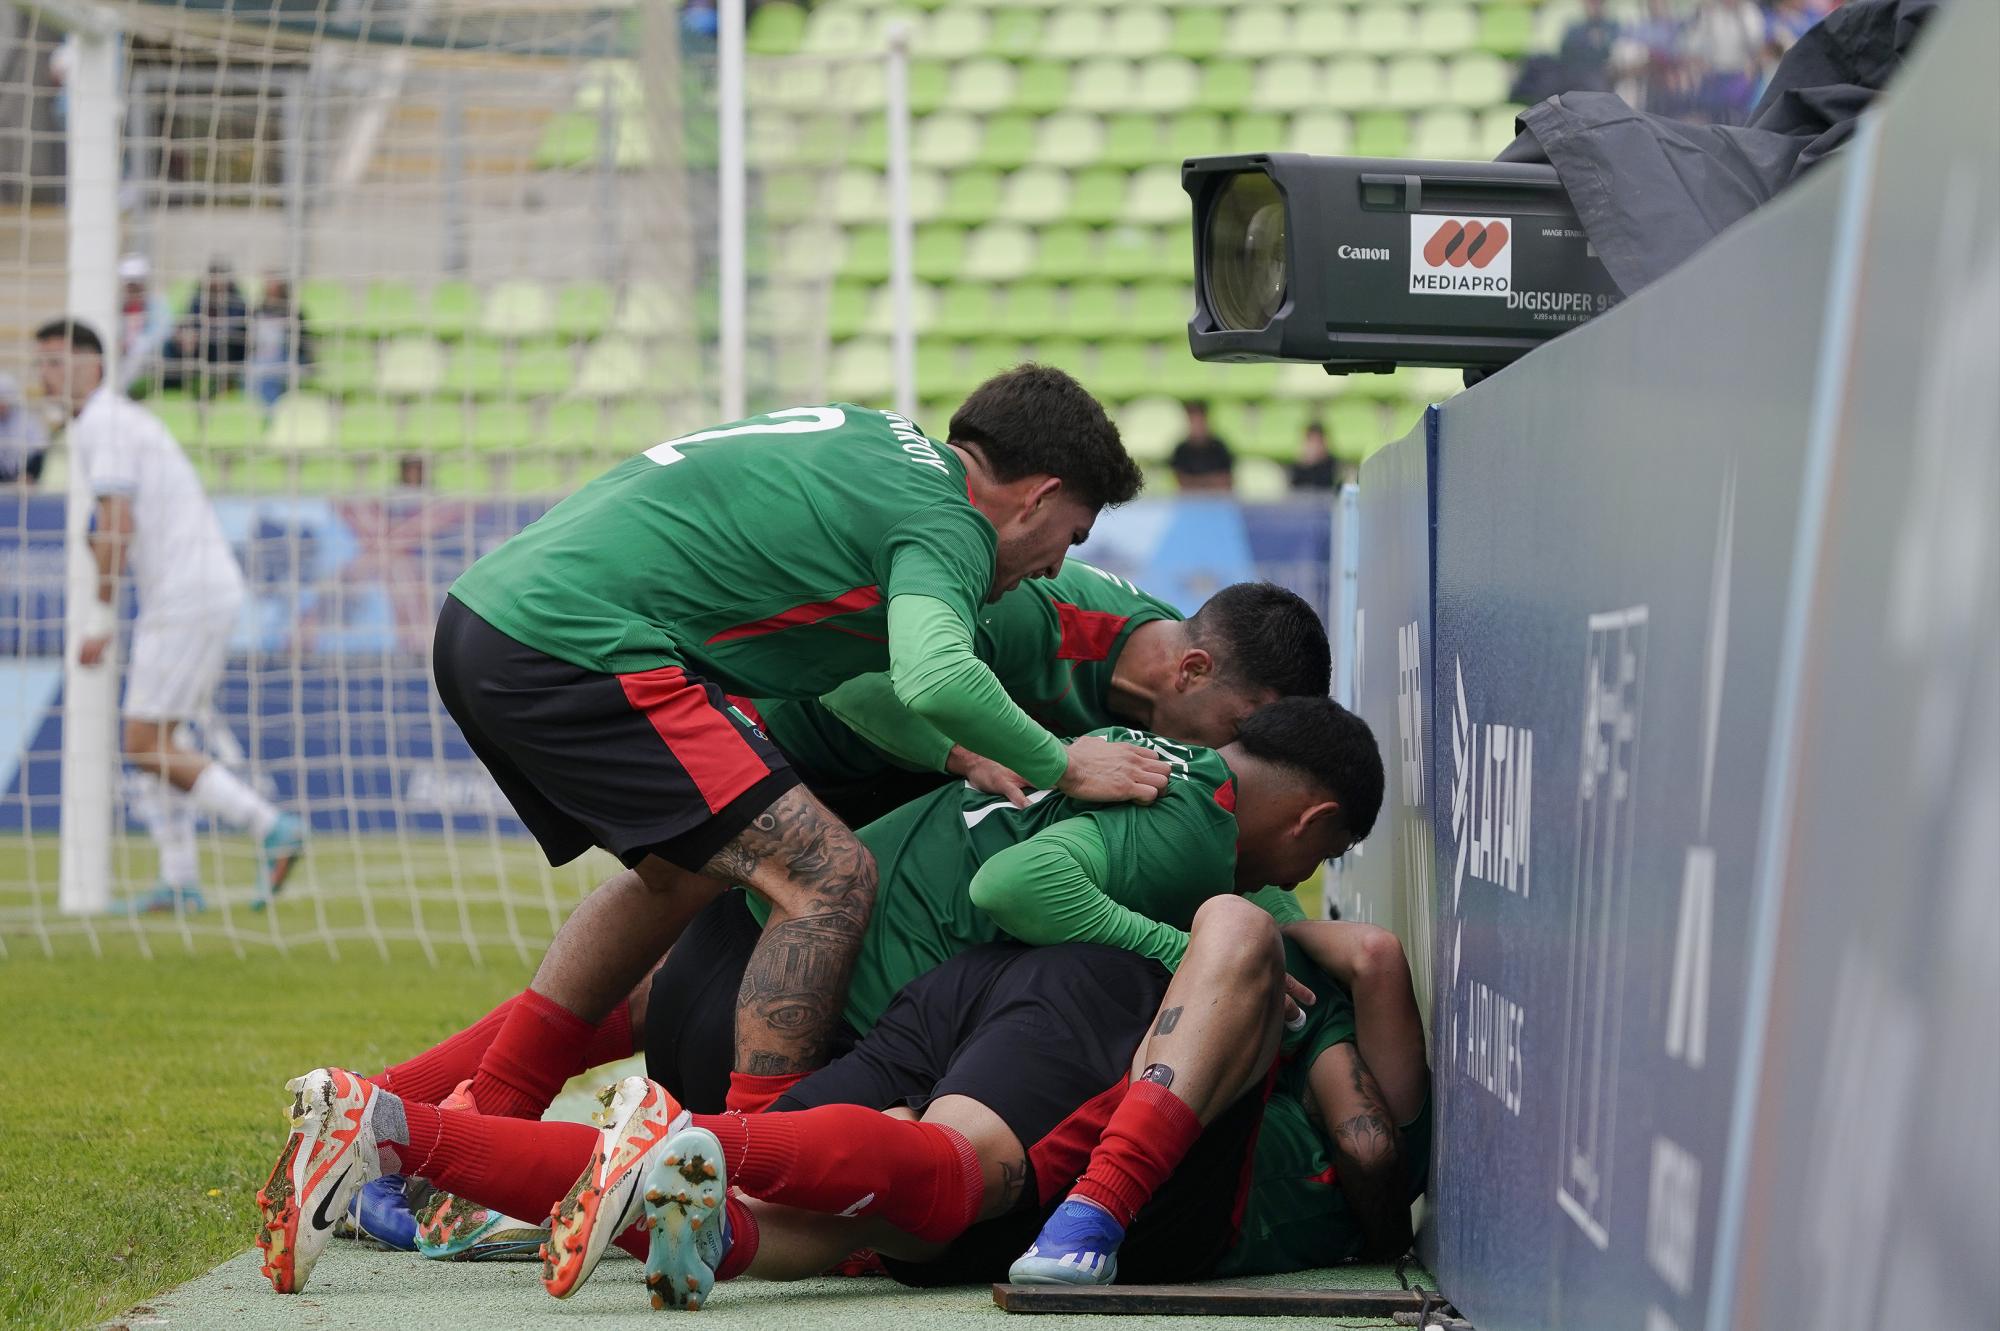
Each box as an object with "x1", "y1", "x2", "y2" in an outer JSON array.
[
  {"x1": 116, "y1": 253, "x2": 174, "y2": 396},
  {"x1": 1170, "y1": 399, "x2": 1235, "y2": 494},
  {"x1": 1556, "y1": 0, "x2": 1624, "y2": 92},
  {"x1": 1680, "y1": 0, "x2": 1768, "y2": 122},
  {"x1": 246, "y1": 275, "x2": 313, "y2": 412},
  {"x1": 164, "y1": 258, "x2": 249, "y2": 395},
  {"x1": 0, "y1": 372, "x2": 49, "y2": 484},
  {"x1": 1288, "y1": 421, "x2": 1337, "y2": 492}
]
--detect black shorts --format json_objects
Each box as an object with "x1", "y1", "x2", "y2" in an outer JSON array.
[
  {"x1": 776, "y1": 942, "x2": 1267, "y2": 1288},
  {"x1": 433, "y1": 596, "x2": 799, "y2": 872},
  {"x1": 642, "y1": 889, "x2": 857, "y2": 1112}
]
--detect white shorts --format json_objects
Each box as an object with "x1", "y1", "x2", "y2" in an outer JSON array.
[{"x1": 123, "y1": 604, "x2": 238, "y2": 722}]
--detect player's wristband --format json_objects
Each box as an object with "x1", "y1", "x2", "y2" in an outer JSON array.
[{"x1": 76, "y1": 596, "x2": 115, "y2": 640}]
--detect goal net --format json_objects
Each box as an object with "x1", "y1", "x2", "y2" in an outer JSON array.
[{"x1": 0, "y1": 0, "x2": 891, "y2": 958}]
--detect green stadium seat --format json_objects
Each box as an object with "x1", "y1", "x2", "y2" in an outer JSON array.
[
  {"x1": 1093, "y1": 341, "x2": 1156, "y2": 400},
  {"x1": 962, "y1": 224, "x2": 1035, "y2": 281},
  {"x1": 987, "y1": 8, "x2": 1043, "y2": 57},
  {"x1": 914, "y1": 113, "x2": 982, "y2": 167},
  {"x1": 1100, "y1": 113, "x2": 1160, "y2": 170},
  {"x1": 481, "y1": 281, "x2": 552, "y2": 339},
  {"x1": 993, "y1": 283, "x2": 1059, "y2": 338},
  {"x1": 472, "y1": 402, "x2": 535, "y2": 453},
  {"x1": 1288, "y1": 110, "x2": 1354, "y2": 155},
  {"x1": 1226, "y1": 112, "x2": 1287, "y2": 155},
  {"x1": 1127, "y1": 167, "x2": 1186, "y2": 225},
  {"x1": 1446, "y1": 54, "x2": 1511, "y2": 108},
  {"x1": 547, "y1": 398, "x2": 604, "y2": 449},
  {"x1": 1478, "y1": 4, "x2": 1535, "y2": 56},
  {"x1": 1253, "y1": 57, "x2": 1324, "y2": 114},
  {"x1": 265, "y1": 392, "x2": 335, "y2": 451},
  {"x1": 311, "y1": 337, "x2": 377, "y2": 396},
  {"x1": 835, "y1": 168, "x2": 887, "y2": 225},
  {"x1": 615, "y1": 281, "x2": 683, "y2": 340},
  {"x1": 1324, "y1": 56, "x2": 1386, "y2": 111},
  {"x1": 1028, "y1": 111, "x2": 1103, "y2": 170},
  {"x1": 379, "y1": 335, "x2": 446, "y2": 397},
  {"x1": 1223, "y1": 5, "x2": 1289, "y2": 56},
  {"x1": 909, "y1": 60, "x2": 954, "y2": 116},
  {"x1": 1352, "y1": 5, "x2": 1416, "y2": 55},
  {"x1": 1069, "y1": 58, "x2": 1138, "y2": 114},
  {"x1": 1132, "y1": 57, "x2": 1198, "y2": 113},
  {"x1": 863, "y1": 283, "x2": 941, "y2": 335},
  {"x1": 1234, "y1": 456, "x2": 1289, "y2": 499},
  {"x1": 1384, "y1": 57, "x2": 1449, "y2": 111},
  {"x1": 831, "y1": 338, "x2": 894, "y2": 402},
  {"x1": 507, "y1": 456, "x2": 568, "y2": 493},
  {"x1": 534, "y1": 113, "x2": 597, "y2": 170},
  {"x1": 1130, "y1": 282, "x2": 1190, "y2": 335},
  {"x1": 358, "y1": 281, "x2": 426, "y2": 336},
  {"x1": 804, "y1": 6, "x2": 869, "y2": 54},
  {"x1": 1273, "y1": 359, "x2": 1341, "y2": 401},
  {"x1": 952, "y1": 58, "x2": 1019, "y2": 114},
  {"x1": 935, "y1": 282, "x2": 1000, "y2": 337},
  {"x1": 1353, "y1": 111, "x2": 1412, "y2": 158},
  {"x1": 1196, "y1": 60, "x2": 1254, "y2": 113},
  {"x1": 1065, "y1": 281, "x2": 1125, "y2": 338},
  {"x1": 985, "y1": 335, "x2": 1053, "y2": 380},
  {"x1": 150, "y1": 395, "x2": 201, "y2": 445},
  {"x1": 1115, "y1": 395, "x2": 1185, "y2": 464},
  {"x1": 978, "y1": 113, "x2": 1037, "y2": 169},
  {"x1": 915, "y1": 224, "x2": 970, "y2": 282},
  {"x1": 1033, "y1": 225, "x2": 1095, "y2": 281},
  {"x1": 1109, "y1": 8, "x2": 1172, "y2": 56},
  {"x1": 1098, "y1": 225, "x2": 1169, "y2": 281},
  {"x1": 847, "y1": 115, "x2": 890, "y2": 169},
  {"x1": 336, "y1": 399, "x2": 397, "y2": 452},
  {"x1": 1416, "y1": 5, "x2": 1479, "y2": 54},
  {"x1": 1481, "y1": 106, "x2": 1526, "y2": 155},
  {"x1": 577, "y1": 339, "x2": 648, "y2": 398},
  {"x1": 1327, "y1": 398, "x2": 1387, "y2": 461},
  {"x1": 918, "y1": 8, "x2": 988, "y2": 57},
  {"x1": 511, "y1": 339, "x2": 576, "y2": 397},
  {"x1": 998, "y1": 166, "x2": 1070, "y2": 224},
  {"x1": 552, "y1": 282, "x2": 616, "y2": 340},
  {"x1": 1412, "y1": 109, "x2": 1481, "y2": 159},
  {"x1": 1012, "y1": 61, "x2": 1071, "y2": 115},
  {"x1": 1043, "y1": 7, "x2": 1109, "y2": 58},
  {"x1": 1170, "y1": 8, "x2": 1226, "y2": 58},
  {"x1": 1067, "y1": 168, "x2": 1128, "y2": 225},
  {"x1": 425, "y1": 280, "x2": 480, "y2": 340},
  {"x1": 767, "y1": 169, "x2": 823, "y2": 224},
  {"x1": 299, "y1": 279, "x2": 356, "y2": 333},
  {"x1": 915, "y1": 339, "x2": 960, "y2": 398},
  {"x1": 576, "y1": 60, "x2": 641, "y2": 113},
  {"x1": 401, "y1": 399, "x2": 469, "y2": 450},
  {"x1": 749, "y1": 110, "x2": 801, "y2": 167},
  {"x1": 605, "y1": 399, "x2": 674, "y2": 453},
  {"x1": 1166, "y1": 112, "x2": 1224, "y2": 159},
  {"x1": 231, "y1": 453, "x2": 296, "y2": 493},
  {"x1": 841, "y1": 226, "x2": 891, "y2": 282},
  {"x1": 443, "y1": 338, "x2": 509, "y2": 398},
  {"x1": 1252, "y1": 399, "x2": 1313, "y2": 458},
  {"x1": 1293, "y1": 6, "x2": 1354, "y2": 56},
  {"x1": 942, "y1": 169, "x2": 1005, "y2": 223},
  {"x1": 748, "y1": 1, "x2": 807, "y2": 54},
  {"x1": 768, "y1": 62, "x2": 834, "y2": 112}
]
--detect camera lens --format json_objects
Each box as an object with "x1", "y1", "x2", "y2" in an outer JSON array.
[{"x1": 1204, "y1": 171, "x2": 1287, "y2": 332}]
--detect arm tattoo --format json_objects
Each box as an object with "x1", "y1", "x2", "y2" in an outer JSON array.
[
  {"x1": 1139, "y1": 1062, "x2": 1175, "y2": 1088},
  {"x1": 1153, "y1": 1005, "x2": 1182, "y2": 1035},
  {"x1": 1332, "y1": 1052, "x2": 1399, "y2": 1167}
]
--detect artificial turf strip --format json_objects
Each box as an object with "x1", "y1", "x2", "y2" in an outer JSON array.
[{"x1": 0, "y1": 949, "x2": 525, "y2": 1331}]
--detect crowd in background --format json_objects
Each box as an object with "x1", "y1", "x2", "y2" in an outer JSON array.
[
  {"x1": 1518, "y1": 0, "x2": 1842, "y2": 124},
  {"x1": 117, "y1": 254, "x2": 315, "y2": 408}
]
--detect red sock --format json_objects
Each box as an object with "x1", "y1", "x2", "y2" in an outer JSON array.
[
  {"x1": 609, "y1": 1193, "x2": 759, "y2": 1273},
  {"x1": 724, "y1": 1070, "x2": 803, "y2": 1114},
  {"x1": 696, "y1": 1105, "x2": 982, "y2": 1243},
  {"x1": 374, "y1": 996, "x2": 518, "y2": 1105},
  {"x1": 1068, "y1": 1080, "x2": 1203, "y2": 1226},
  {"x1": 397, "y1": 1099, "x2": 598, "y2": 1223},
  {"x1": 580, "y1": 1000, "x2": 635, "y2": 1071},
  {"x1": 470, "y1": 988, "x2": 598, "y2": 1119}
]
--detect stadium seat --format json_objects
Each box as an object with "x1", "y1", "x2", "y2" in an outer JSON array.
[
  {"x1": 863, "y1": 284, "x2": 941, "y2": 335},
  {"x1": 1066, "y1": 281, "x2": 1126, "y2": 338},
  {"x1": 481, "y1": 281, "x2": 553, "y2": 339},
  {"x1": 1293, "y1": 6, "x2": 1354, "y2": 56},
  {"x1": 1033, "y1": 225, "x2": 1095, "y2": 281},
  {"x1": 1165, "y1": 111, "x2": 1224, "y2": 159},
  {"x1": 804, "y1": 7, "x2": 869, "y2": 54},
  {"x1": 1352, "y1": 4, "x2": 1416, "y2": 55},
  {"x1": 996, "y1": 283, "x2": 1062, "y2": 338},
  {"x1": 1384, "y1": 57, "x2": 1449, "y2": 111},
  {"x1": 768, "y1": 62, "x2": 834, "y2": 112},
  {"x1": 1130, "y1": 282, "x2": 1190, "y2": 334},
  {"x1": 1108, "y1": 8, "x2": 1171, "y2": 57},
  {"x1": 935, "y1": 282, "x2": 1001, "y2": 336},
  {"x1": 1032, "y1": 112, "x2": 1106, "y2": 169},
  {"x1": 827, "y1": 283, "x2": 870, "y2": 340},
  {"x1": 577, "y1": 339, "x2": 648, "y2": 398},
  {"x1": 358, "y1": 281, "x2": 426, "y2": 337},
  {"x1": 1223, "y1": 5, "x2": 1289, "y2": 57},
  {"x1": 1482, "y1": 106, "x2": 1527, "y2": 155},
  {"x1": 1234, "y1": 456, "x2": 1289, "y2": 499},
  {"x1": 1275, "y1": 360, "x2": 1344, "y2": 401},
  {"x1": 1043, "y1": 7, "x2": 1110, "y2": 58},
  {"x1": 402, "y1": 399, "x2": 469, "y2": 450},
  {"x1": 507, "y1": 456, "x2": 567, "y2": 493},
  {"x1": 469, "y1": 402, "x2": 534, "y2": 453},
  {"x1": 1412, "y1": 109, "x2": 1481, "y2": 159},
  {"x1": 1226, "y1": 112, "x2": 1287, "y2": 154},
  {"x1": 1254, "y1": 57, "x2": 1325, "y2": 114},
  {"x1": 1133, "y1": 57, "x2": 1199, "y2": 113},
  {"x1": 1098, "y1": 225, "x2": 1170, "y2": 281},
  {"x1": 919, "y1": 8, "x2": 989, "y2": 57},
  {"x1": 615, "y1": 282, "x2": 682, "y2": 339},
  {"x1": 1416, "y1": 5, "x2": 1479, "y2": 55},
  {"x1": 915, "y1": 224, "x2": 971, "y2": 281},
  {"x1": 426, "y1": 280, "x2": 480, "y2": 340},
  {"x1": 511, "y1": 340, "x2": 576, "y2": 398},
  {"x1": 1197, "y1": 59, "x2": 1254, "y2": 113},
  {"x1": 748, "y1": 1, "x2": 807, "y2": 54},
  {"x1": 607, "y1": 398, "x2": 678, "y2": 452},
  {"x1": 1067, "y1": 168, "x2": 1127, "y2": 225},
  {"x1": 986, "y1": 8, "x2": 1043, "y2": 57},
  {"x1": 442, "y1": 339, "x2": 509, "y2": 399},
  {"x1": 1094, "y1": 340, "x2": 1155, "y2": 400},
  {"x1": 978, "y1": 113, "x2": 1037, "y2": 169},
  {"x1": 942, "y1": 169, "x2": 1005, "y2": 224},
  {"x1": 914, "y1": 112, "x2": 983, "y2": 167},
  {"x1": 1115, "y1": 395, "x2": 1185, "y2": 463},
  {"x1": 1012, "y1": 61, "x2": 1071, "y2": 115},
  {"x1": 1068, "y1": 58, "x2": 1138, "y2": 114},
  {"x1": 552, "y1": 282, "x2": 616, "y2": 340},
  {"x1": 300, "y1": 279, "x2": 357, "y2": 333},
  {"x1": 1288, "y1": 110, "x2": 1354, "y2": 155},
  {"x1": 534, "y1": 113, "x2": 597, "y2": 170},
  {"x1": 1126, "y1": 167, "x2": 1186, "y2": 225},
  {"x1": 962, "y1": 224, "x2": 1035, "y2": 281},
  {"x1": 265, "y1": 393, "x2": 335, "y2": 451},
  {"x1": 998, "y1": 166, "x2": 1071, "y2": 224},
  {"x1": 915, "y1": 339, "x2": 960, "y2": 397},
  {"x1": 1353, "y1": 111, "x2": 1412, "y2": 158},
  {"x1": 1447, "y1": 54, "x2": 1512, "y2": 108},
  {"x1": 831, "y1": 338, "x2": 894, "y2": 401},
  {"x1": 909, "y1": 60, "x2": 955, "y2": 115},
  {"x1": 952, "y1": 58, "x2": 1018, "y2": 114},
  {"x1": 576, "y1": 60, "x2": 641, "y2": 113},
  {"x1": 379, "y1": 336, "x2": 446, "y2": 397},
  {"x1": 1327, "y1": 398, "x2": 1388, "y2": 460},
  {"x1": 311, "y1": 337, "x2": 377, "y2": 397},
  {"x1": 336, "y1": 399, "x2": 397, "y2": 452},
  {"x1": 845, "y1": 226, "x2": 893, "y2": 282},
  {"x1": 1253, "y1": 399, "x2": 1313, "y2": 458},
  {"x1": 1479, "y1": 4, "x2": 1536, "y2": 56},
  {"x1": 1324, "y1": 56, "x2": 1386, "y2": 111},
  {"x1": 1170, "y1": 8, "x2": 1226, "y2": 58},
  {"x1": 547, "y1": 398, "x2": 604, "y2": 449},
  {"x1": 835, "y1": 168, "x2": 887, "y2": 225}
]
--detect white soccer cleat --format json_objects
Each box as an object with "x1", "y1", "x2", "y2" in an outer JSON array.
[
  {"x1": 540, "y1": 1075, "x2": 690, "y2": 1299},
  {"x1": 255, "y1": 1068, "x2": 383, "y2": 1293}
]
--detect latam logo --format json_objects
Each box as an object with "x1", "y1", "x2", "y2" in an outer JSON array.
[
  {"x1": 1410, "y1": 215, "x2": 1513, "y2": 297},
  {"x1": 1450, "y1": 656, "x2": 1534, "y2": 902}
]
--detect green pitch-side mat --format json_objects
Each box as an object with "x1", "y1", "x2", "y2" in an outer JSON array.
[{"x1": 112, "y1": 1254, "x2": 1441, "y2": 1330}]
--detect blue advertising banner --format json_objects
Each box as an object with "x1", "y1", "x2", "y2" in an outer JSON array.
[{"x1": 1424, "y1": 158, "x2": 1849, "y2": 1331}]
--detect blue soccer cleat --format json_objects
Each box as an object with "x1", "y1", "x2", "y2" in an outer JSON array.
[
  {"x1": 639, "y1": 1123, "x2": 731, "y2": 1310},
  {"x1": 345, "y1": 1175, "x2": 420, "y2": 1252},
  {"x1": 413, "y1": 1188, "x2": 548, "y2": 1262},
  {"x1": 1008, "y1": 1197, "x2": 1125, "y2": 1286},
  {"x1": 128, "y1": 881, "x2": 206, "y2": 915},
  {"x1": 253, "y1": 812, "x2": 306, "y2": 907}
]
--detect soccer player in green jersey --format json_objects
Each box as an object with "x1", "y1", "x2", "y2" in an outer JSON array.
[
  {"x1": 414, "y1": 366, "x2": 1168, "y2": 1124},
  {"x1": 751, "y1": 569, "x2": 1333, "y2": 829}
]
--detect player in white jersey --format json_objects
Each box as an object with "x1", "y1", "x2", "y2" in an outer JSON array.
[{"x1": 35, "y1": 319, "x2": 305, "y2": 911}]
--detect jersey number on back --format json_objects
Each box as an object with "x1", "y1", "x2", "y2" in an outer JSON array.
[{"x1": 645, "y1": 406, "x2": 847, "y2": 466}]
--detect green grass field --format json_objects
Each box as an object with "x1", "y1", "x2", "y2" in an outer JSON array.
[{"x1": 0, "y1": 836, "x2": 1326, "y2": 1331}]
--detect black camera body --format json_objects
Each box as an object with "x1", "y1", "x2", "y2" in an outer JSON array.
[{"x1": 1184, "y1": 153, "x2": 1623, "y2": 373}]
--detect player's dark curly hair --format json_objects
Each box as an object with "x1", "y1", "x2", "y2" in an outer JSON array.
[
  {"x1": 949, "y1": 364, "x2": 1143, "y2": 510},
  {"x1": 1188, "y1": 583, "x2": 1331, "y2": 701},
  {"x1": 1233, "y1": 696, "x2": 1385, "y2": 842}
]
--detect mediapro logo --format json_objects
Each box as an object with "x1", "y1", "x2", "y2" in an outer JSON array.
[
  {"x1": 1410, "y1": 215, "x2": 1513, "y2": 297},
  {"x1": 1450, "y1": 656, "x2": 1534, "y2": 904}
]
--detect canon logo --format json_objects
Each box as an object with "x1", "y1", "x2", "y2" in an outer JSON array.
[{"x1": 1338, "y1": 244, "x2": 1391, "y2": 261}]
